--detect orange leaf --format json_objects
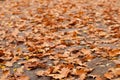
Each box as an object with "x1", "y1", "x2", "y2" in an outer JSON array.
[
  {"x1": 0, "y1": 50, "x2": 5, "y2": 57},
  {"x1": 81, "y1": 48, "x2": 91, "y2": 55},
  {"x1": 104, "y1": 72, "x2": 114, "y2": 79},
  {"x1": 108, "y1": 49, "x2": 120, "y2": 57},
  {"x1": 75, "y1": 69, "x2": 87, "y2": 75},
  {"x1": 49, "y1": 67, "x2": 70, "y2": 79}
]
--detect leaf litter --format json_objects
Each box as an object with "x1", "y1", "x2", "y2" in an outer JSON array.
[{"x1": 0, "y1": 0, "x2": 120, "y2": 80}]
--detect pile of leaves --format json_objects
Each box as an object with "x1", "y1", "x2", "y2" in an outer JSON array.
[{"x1": 0, "y1": 0, "x2": 120, "y2": 80}]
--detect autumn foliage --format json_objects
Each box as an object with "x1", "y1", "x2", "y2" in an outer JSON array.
[{"x1": 0, "y1": 0, "x2": 120, "y2": 80}]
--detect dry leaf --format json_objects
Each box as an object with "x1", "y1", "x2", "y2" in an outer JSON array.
[
  {"x1": 12, "y1": 28, "x2": 19, "y2": 37},
  {"x1": 55, "y1": 45, "x2": 66, "y2": 49},
  {"x1": 108, "y1": 49, "x2": 120, "y2": 57},
  {"x1": 0, "y1": 0, "x2": 120, "y2": 79},
  {"x1": 24, "y1": 61, "x2": 46, "y2": 69},
  {"x1": 49, "y1": 68, "x2": 70, "y2": 79},
  {"x1": 0, "y1": 70, "x2": 10, "y2": 80},
  {"x1": 113, "y1": 59, "x2": 120, "y2": 68},
  {"x1": 81, "y1": 48, "x2": 91, "y2": 55},
  {"x1": 75, "y1": 69, "x2": 87, "y2": 75},
  {"x1": 95, "y1": 75, "x2": 103, "y2": 80},
  {"x1": 5, "y1": 61, "x2": 13, "y2": 67},
  {"x1": 112, "y1": 68, "x2": 120, "y2": 76},
  {"x1": 17, "y1": 75, "x2": 30, "y2": 80},
  {"x1": 104, "y1": 72, "x2": 114, "y2": 79},
  {"x1": 14, "y1": 67, "x2": 24, "y2": 76},
  {"x1": 0, "y1": 50, "x2": 5, "y2": 57},
  {"x1": 36, "y1": 67, "x2": 54, "y2": 76}
]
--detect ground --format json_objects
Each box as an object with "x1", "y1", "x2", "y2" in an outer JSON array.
[{"x1": 0, "y1": 0, "x2": 120, "y2": 80}]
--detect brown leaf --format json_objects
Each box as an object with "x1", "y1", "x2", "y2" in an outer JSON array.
[
  {"x1": 95, "y1": 75, "x2": 103, "y2": 80},
  {"x1": 61, "y1": 39, "x2": 74, "y2": 46},
  {"x1": 49, "y1": 67, "x2": 70, "y2": 79},
  {"x1": 81, "y1": 48, "x2": 91, "y2": 55},
  {"x1": 12, "y1": 28, "x2": 19, "y2": 37},
  {"x1": 11, "y1": 56, "x2": 20, "y2": 63},
  {"x1": 55, "y1": 53, "x2": 69, "y2": 58},
  {"x1": 36, "y1": 70, "x2": 45, "y2": 76},
  {"x1": 98, "y1": 31, "x2": 107, "y2": 37},
  {"x1": 78, "y1": 74, "x2": 86, "y2": 80},
  {"x1": 59, "y1": 67, "x2": 70, "y2": 77},
  {"x1": 108, "y1": 49, "x2": 120, "y2": 57},
  {"x1": 104, "y1": 72, "x2": 114, "y2": 79},
  {"x1": 113, "y1": 59, "x2": 120, "y2": 68},
  {"x1": 0, "y1": 50, "x2": 5, "y2": 57},
  {"x1": 17, "y1": 75, "x2": 30, "y2": 80},
  {"x1": 75, "y1": 69, "x2": 87, "y2": 75},
  {"x1": 84, "y1": 53, "x2": 94, "y2": 61},
  {"x1": 0, "y1": 70, "x2": 10, "y2": 80},
  {"x1": 55, "y1": 45, "x2": 66, "y2": 49},
  {"x1": 5, "y1": 61, "x2": 13, "y2": 67},
  {"x1": 14, "y1": 67, "x2": 24, "y2": 76},
  {"x1": 0, "y1": 58, "x2": 4, "y2": 63},
  {"x1": 36, "y1": 67, "x2": 54, "y2": 76},
  {"x1": 65, "y1": 63, "x2": 74, "y2": 69},
  {"x1": 24, "y1": 61, "x2": 46, "y2": 69},
  {"x1": 16, "y1": 36, "x2": 25, "y2": 42},
  {"x1": 112, "y1": 68, "x2": 120, "y2": 76}
]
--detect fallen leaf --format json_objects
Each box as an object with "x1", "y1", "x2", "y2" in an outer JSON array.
[
  {"x1": 113, "y1": 59, "x2": 120, "y2": 68},
  {"x1": 24, "y1": 61, "x2": 46, "y2": 69},
  {"x1": 49, "y1": 67, "x2": 70, "y2": 79},
  {"x1": 81, "y1": 48, "x2": 91, "y2": 55},
  {"x1": 98, "y1": 31, "x2": 107, "y2": 37},
  {"x1": 0, "y1": 58, "x2": 4, "y2": 63},
  {"x1": 14, "y1": 66, "x2": 24, "y2": 76},
  {"x1": 5, "y1": 61, "x2": 13, "y2": 67},
  {"x1": 12, "y1": 28, "x2": 19, "y2": 37},
  {"x1": 17, "y1": 75, "x2": 30, "y2": 80},
  {"x1": 36, "y1": 67, "x2": 54, "y2": 76},
  {"x1": 79, "y1": 74, "x2": 86, "y2": 80},
  {"x1": 95, "y1": 75, "x2": 103, "y2": 80},
  {"x1": 108, "y1": 68, "x2": 120, "y2": 77},
  {"x1": 75, "y1": 68, "x2": 87, "y2": 75},
  {"x1": 0, "y1": 70, "x2": 10, "y2": 80},
  {"x1": 104, "y1": 72, "x2": 114, "y2": 79},
  {"x1": 55, "y1": 45, "x2": 66, "y2": 49},
  {"x1": 0, "y1": 50, "x2": 5, "y2": 57},
  {"x1": 36, "y1": 70, "x2": 45, "y2": 76},
  {"x1": 108, "y1": 49, "x2": 120, "y2": 57}
]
